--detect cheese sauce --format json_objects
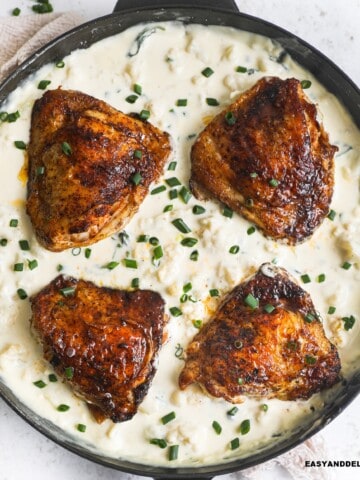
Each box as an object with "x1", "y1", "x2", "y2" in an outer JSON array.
[{"x1": 0, "y1": 22, "x2": 359, "y2": 467}]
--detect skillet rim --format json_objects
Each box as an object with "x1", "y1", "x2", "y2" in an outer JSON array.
[{"x1": 0, "y1": 5, "x2": 359, "y2": 478}]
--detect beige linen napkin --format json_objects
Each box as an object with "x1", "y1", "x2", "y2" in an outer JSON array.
[{"x1": 0, "y1": 11, "x2": 332, "y2": 480}]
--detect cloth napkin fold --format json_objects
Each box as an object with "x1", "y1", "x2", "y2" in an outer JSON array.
[{"x1": 0, "y1": 11, "x2": 332, "y2": 480}]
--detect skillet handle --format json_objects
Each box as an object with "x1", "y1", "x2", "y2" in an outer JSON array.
[{"x1": 113, "y1": 0, "x2": 239, "y2": 13}]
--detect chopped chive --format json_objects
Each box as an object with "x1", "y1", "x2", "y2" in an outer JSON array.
[
  {"x1": 263, "y1": 304, "x2": 275, "y2": 313},
  {"x1": 131, "y1": 172, "x2": 142, "y2": 185},
  {"x1": 32, "y1": 3, "x2": 53, "y2": 13},
  {"x1": 36, "y1": 166, "x2": 45, "y2": 176},
  {"x1": 0, "y1": 112, "x2": 8, "y2": 121},
  {"x1": 212, "y1": 420, "x2": 222, "y2": 435},
  {"x1": 180, "y1": 237, "x2": 198, "y2": 247},
  {"x1": 230, "y1": 437, "x2": 240, "y2": 450},
  {"x1": 48, "y1": 374, "x2": 58, "y2": 382},
  {"x1": 176, "y1": 99, "x2": 187, "y2": 107},
  {"x1": 60, "y1": 286, "x2": 76, "y2": 297},
  {"x1": 12, "y1": 7, "x2": 21, "y2": 16},
  {"x1": 209, "y1": 289, "x2": 219, "y2": 297},
  {"x1": 150, "y1": 438, "x2": 167, "y2": 449},
  {"x1": 269, "y1": 178, "x2": 279, "y2": 187},
  {"x1": 317, "y1": 273, "x2": 326, "y2": 283},
  {"x1": 169, "y1": 189, "x2": 178, "y2": 199},
  {"x1": 244, "y1": 293, "x2": 259, "y2": 309},
  {"x1": 14, "y1": 140, "x2": 27, "y2": 150},
  {"x1": 38, "y1": 80, "x2": 51, "y2": 90},
  {"x1": 250, "y1": 172, "x2": 258, "y2": 178},
  {"x1": 225, "y1": 111, "x2": 236, "y2": 125},
  {"x1": 153, "y1": 245, "x2": 163, "y2": 259},
  {"x1": 149, "y1": 237, "x2": 159, "y2": 245},
  {"x1": 247, "y1": 226, "x2": 256, "y2": 235},
  {"x1": 183, "y1": 282, "x2": 192, "y2": 293},
  {"x1": 179, "y1": 186, "x2": 192, "y2": 204},
  {"x1": 28, "y1": 259, "x2": 38, "y2": 270},
  {"x1": 9, "y1": 218, "x2": 18, "y2": 227},
  {"x1": 161, "y1": 411, "x2": 176, "y2": 424},
  {"x1": 33, "y1": 380, "x2": 46, "y2": 389},
  {"x1": 222, "y1": 206, "x2": 233, "y2": 218},
  {"x1": 192, "y1": 319, "x2": 202, "y2": 329},
  {"x1": 163, "y1": 204, "x2": 173, "y2": 212},
  {"x1": 168, "y1": 445, "x2": 179, "y2": 461},
  {"x1": 125, "y1": 94, "x2": 138, "y2": 104},
  {"x1": 342, "y1": 261, "x2": 352, "y2": 270},
  {"x1": 201, "y1": 67, "x2": 214, "y2": 77},
  {"x1": 0, "y1": 238, "x2": 8, "y2": 246},
  {"x1": 139, "y1": 109, "x2": 150, "y2": 120},
  {"x1": 301, "y1": 79, "x2": 312, "y2": 89},
  {"x1": 305, "y1": 313, "x2": 315, "y2": 323},
  {"x1": 236, "y1": 66, "x2": 247, "y2": 73},
  {"x1": 61, "y1": 142, "x2": 72, "y2": 156},
  {"x1": 64, "y1": 366, "x2": 74, "y2": 380},
  {"x1": 237, "y1": 378, "x2": 244, "y2": 385},
  {"x1": 327, "y1": 209, "x2": 336, "y2": 221},
  {"x1": 57, "y1": 404, "x2": 70, "y2": 412},
  {"x1": 172, "y1": 218, "x2": 191, "y2": 233},
  {"x1": 168, "y1": 161, "x2": 177, "y2": 171},
  {"x1": 133, "y1": 83, "x2": 142, "y2": 95},
  {"x1": 227, "y1": 406, "x2": 239, "y2": 416},
  {"x1": 134, "y1": 149, "x2": 142, "y2": 159},
  {"x1": 342, "y1": 315, "x2": 356, "y2": 331},
  {"x1": 261, "y1": 404, "x2": 269, "y2": 412},
  {"x1": 7, "y1": 111, "x2": 20, "y2": 123},
  {"x1": 19, "y1": 240, "x2": 30, "y2": 250},
  {"x1": 14, "y1": 263, "x2": 24, "y2": 272},
  {"x1": 180, "y1": 293, "x2": 188, "y2": 303},
  {"x1": 305, "y1": 355, "x2": 317, "y2": 365},
  {"x1": 131, "y1": 277, "x2": 140, "y2": 288},
  {"x1": 151, "y1": 185, "x2": 166, "y2": 195},
  {"x1": 103, "y1": 261, "x2": 119, "y2": 270},
  {"x1": 57, "y1": 264, "x2": 63, "y2": 272},
  {"x1": 229, "y1": 245, "x2": 239, "y2": 254},
  {"x1": 17, "y1": 288, "x2": 28, "y2": 300},
  {"x1": 56, "y1": 60, "x2": 65, "y2": 68},
  {"x1": 169, "y1": 307, "x2": 182, "y2": 317},
  {"x1": 77, "y1": 424, "x2": 87, "y2": 433},
  {"x1": 190, "y1": 250, "x2": 199, "y2": 261},
  {"x1": 84, "y1": 248, "x2": 92, "y2": 259},
  {"x1": 301, "y1": 274, "x2": 311, "y2": 284},
  {"x1": 137, "y1": 234, "x2": 149, "y2": 243},
  {"x1": 123, "y1": 259, "x2": 138, "y2": 269},
  {"x1": 206, "y1": 98, "x2": 220, "y2": 106},
  {"x1": 328, "y1": 306, "x2": 336, "y2": 314},
  {"x1": 193, "y1": 205, "x2": 206, "y2": 215},
  {"x1": 165, "y1": 177, "x2": 181, "y2": 187},
  {"x1": 240, "y1": 419, "x2": 251, "y2": 435}
]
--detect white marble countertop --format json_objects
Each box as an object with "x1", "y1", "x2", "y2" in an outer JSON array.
[{"x1": 0, "y1": 1, "x2": 359, "y2": 480}]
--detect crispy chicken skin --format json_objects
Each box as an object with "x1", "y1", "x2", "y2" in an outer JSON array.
[
  {"x1": 30, "y1": 275, "x2": 166, "y2": 423},
  {"x1": 27, "y1": 89, "x2": 171, "y2": 252},
  {"x1": 179, "y1": 263, "x2": 341, "y2": 402},
  {"x1": 190, "y1": 77, "x2": 338, "y2": 244}
]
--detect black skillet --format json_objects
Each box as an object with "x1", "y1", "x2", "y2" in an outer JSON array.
[{"x1": 0, "y1": 1, "x2": 360, "y2": 479}]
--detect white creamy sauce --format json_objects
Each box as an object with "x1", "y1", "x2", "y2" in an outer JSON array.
[{"x1": 0, "y1": 22, "x2": 359, "y2": 467}]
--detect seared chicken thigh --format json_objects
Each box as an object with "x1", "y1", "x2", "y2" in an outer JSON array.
[
  {"x1": 27, "y1": 89, "x2": 171, "y2": 252},
  {"x1": 190, "y1": 77, "x2": 338, "y2": 244},
  {"x1": 30, "y1": 275, "x2": 166, "y2": 422},
  {"x1": 179, "y1": 264, "x2": 341, "y2": 402}
]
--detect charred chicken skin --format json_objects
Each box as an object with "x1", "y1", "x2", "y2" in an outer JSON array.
[
  {"x1": 190, "y1": 77, "x2": 338, "y2": 244},
  {"x1": 30, "y1": 275, "x2": 166, "y2": 423},
  {"x1": 179, "y1": 263, "x2": 341, "y2": 402},
  {"x1": 27, "y1": 89, "x2": 171, "y2": 252}
]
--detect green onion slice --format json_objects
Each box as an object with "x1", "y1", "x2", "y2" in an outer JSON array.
[
  {"x1": 123, "y1": 259, "x2": 138, "y2": 269},
  {"x1": 240, "y1": 419, "x2": 251, "y2": 435},
  {"x1": 230, "y1": 437, "x2": 240, "y2": 450},
  {"x1": 169, "y1": 306, "x2": 182, "y2": 317},
  {"x1": 33, "y1": 380, "x2": 46, "y2": 389},
  {"x1": 168, "y1": 445, "x2": 179, "y2": 461},
  {"x1": 193, "y1": 205, "x2": 206, "y2": 215},
  {"x1": 201, "y1": 67, "x2": 214, "y2": 77},
  {"x1": 161, "y1": 411, "x2": 176, "y2": 424},
  {"x1": 150, "y1": 438, "x2": 167, "y2": 449},
  {"x1": 244, "y1": 293, "x2": 259, "y2": 309},
  {"x1": 57, "y1": 404, "x2": 70, "y2": 412},
  {"x1": 172, "y1": 218, "x2": 191, "y2": 233},
  {"x1": 176, "y1": 99, "x2": 187, "y2": 107},
  {"x1": 60, "y1": 286, "x2": 76, "y2": 297},
  {"x1": 212, "y1": 420, "x2": 222, "y2": 435},
  {"x1": 206, "y1": 98, "x2": 220, "y2": 106},
  {"x1": 131, "y1": 172, "x2": 142, "y2": 185},
  {"x1": 14, "y1": 140, "x2": 27, "y2": 150},
  {"x1": 151, "y1": 185, "x2": 166, "y2": 195},
  {"x1": 38, "y1": 80, "x2": 51, "y2": 90},
  {"x1": 180, "y1": 237, "x2": 198, "y2": 247},
  {"x1": 61, "y1": 142, "x2": 72, "y2": 156},
  {"x1": 77, "y1": 424, "x2": 87, "y2": 432}
]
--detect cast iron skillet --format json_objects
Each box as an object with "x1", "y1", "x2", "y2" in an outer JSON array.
[{"x1": 0, "y1": 1, "x2": 360, "y2": 478}]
